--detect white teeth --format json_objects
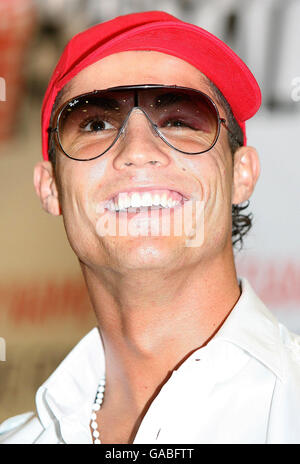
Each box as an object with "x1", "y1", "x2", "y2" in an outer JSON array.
[
  {"x1": 153, "y1": 194, "x2": 161, "y2": 206},
  {"x1": 141, "y1": 192, "x2": 152, "y2": 207},
  {"x1": 124, "y1": 196, "x2": 131, "y2": 209},
  {"x1": 131, "y1": 192, "x2": 140, "y2": 208},
  {"x1": 108, "y1": 199, "x2": 116, "y2": 211},
  {"x1": 118, "y1": 193, "x2": 130, "y2": 210},
  {"x1": 105, "y1": 190, "x2": 183, "y2": 211},
  {"x1": 167, "y1": 197, "x2": 174, "y2": 208},
  {"x1": 160, "y1": 193, "x2": 168, "y2": 208}
]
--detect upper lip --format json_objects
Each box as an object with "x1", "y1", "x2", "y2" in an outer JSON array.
[{"x1": 104, "y1": 185, "x2": 191, "y2": 202}]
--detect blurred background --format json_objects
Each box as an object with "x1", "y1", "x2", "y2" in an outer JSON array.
[{"x1": 0, "y1": 0, "x2": 300, "y2": 422}]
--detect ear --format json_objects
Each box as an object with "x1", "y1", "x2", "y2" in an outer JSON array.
[
  {"x1": 33, "y1": 161, "x2": 61, "y2": 216},
  {"x1": 232, "y1": 146, "x2": 260, "y2": 205}
]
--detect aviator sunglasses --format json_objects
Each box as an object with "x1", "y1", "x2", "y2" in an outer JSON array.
[{"x1": 48, "y1": 84, "x2": 241, "y2": 161}]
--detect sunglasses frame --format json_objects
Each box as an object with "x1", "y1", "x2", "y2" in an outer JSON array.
[{"x1": 48, "y1": 84, "x2": 242, "y2": 162}]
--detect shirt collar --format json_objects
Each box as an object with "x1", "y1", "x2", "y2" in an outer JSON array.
[
  {"x1": 35, "y1": 277, "x2": 284, "y2": 441},
  {"x1": 35, "y1": 327, "x2": 105, "y2": 442},
  {"x1": 211, "y1": 277, "x2": 284, "y2": 381}
]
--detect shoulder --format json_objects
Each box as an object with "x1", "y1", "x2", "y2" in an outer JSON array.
[
  {"x1": 0, "y1": 411, "x2": 62, "y2": 444},
  {"x1": 238, "y1": 278, "x2": 300, "y2": 382},
  {"x1": 0, "y1": 412, "x2": 42, "y2": 444},
  {"x1": 265, "y1": 323, "x2": 300, "y2": 443},
  {"x1": 278, "y1": 323, "x2": 300, "y2": 380}
]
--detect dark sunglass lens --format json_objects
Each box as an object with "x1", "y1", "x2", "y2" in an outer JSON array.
[
  {"x1": 142, "y1": 89, "x2": 219, "y2": 154},
  {"x1": 57, "y1": 92, "x2": 131, "y2": 160}
]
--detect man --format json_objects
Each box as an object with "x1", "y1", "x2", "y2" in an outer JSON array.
[{"x1": 1, "y1": 10, "x2": 300, "y2": 444}]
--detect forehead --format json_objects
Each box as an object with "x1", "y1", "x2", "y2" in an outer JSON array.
[{"x1": 62, "y1": 51, "x2": 213, "y2": 102}]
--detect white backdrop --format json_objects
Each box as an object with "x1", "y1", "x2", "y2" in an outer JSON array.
[{"x1": 236, "y1": 109, "x2": 300, "y2": 333}]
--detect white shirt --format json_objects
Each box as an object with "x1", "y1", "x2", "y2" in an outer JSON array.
[{"x1": 1, "y1": 277, "x2": 300, "y2": 444}]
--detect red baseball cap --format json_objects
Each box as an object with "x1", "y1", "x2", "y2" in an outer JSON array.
[{"x1": 41, "y1": 10, "x2": 261, "y2": 161}]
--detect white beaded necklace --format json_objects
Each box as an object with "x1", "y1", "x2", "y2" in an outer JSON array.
[{"x1": 90, "y1": 377, "x2": 106, "y2": 444}]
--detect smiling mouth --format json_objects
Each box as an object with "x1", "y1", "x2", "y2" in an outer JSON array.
[{"x1": 104, "y1": 189, "x2": 189, "y2": 213}]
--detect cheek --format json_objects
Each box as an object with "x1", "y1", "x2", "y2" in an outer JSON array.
[
  {"x1": 207, "y1": 147, "x2": 233, "y2": 199},
  {"x1": 173, "y1": 152, "x2": 202, "y2": 188},
  {"x1": 172, "y1": 152, "x2": 214, "y2": 201},
  {"x1": 173, "y1": 150, "x2": 233, "y2": 231},
  {"x1": 78, "y1": 159, "x2": 110, "y2": 201},
  {"x1": 87, "y1": 158, "x2": 108, "y2": 182},
  {"x1": 58, "y1": 158, "x2": 109, "y2": 224}
]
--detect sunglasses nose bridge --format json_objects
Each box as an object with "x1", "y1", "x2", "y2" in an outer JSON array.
[
  {"x1": 121, "y1": 106, "x2": 157, "y2": 131},
  {"x1": 119, "y1": 106, "x2": 160, "y2": 140}
]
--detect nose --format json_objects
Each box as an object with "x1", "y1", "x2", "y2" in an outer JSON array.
[{"x1": 112, "y1": 108, "x2": 171, "y2": 170}]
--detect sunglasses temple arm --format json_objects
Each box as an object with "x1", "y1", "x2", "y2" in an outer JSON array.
[{"x1": 220, "y1": 118, "x2": 243, "y2": 147}]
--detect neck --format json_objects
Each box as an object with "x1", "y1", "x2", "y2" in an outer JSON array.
[{"x1": 80, "y1": 244, "x2": 240, "y2": 409}]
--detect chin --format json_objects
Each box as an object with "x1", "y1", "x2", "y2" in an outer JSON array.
[{"x1": 111, "y1": 235, "x2": 186, "y2": 271}]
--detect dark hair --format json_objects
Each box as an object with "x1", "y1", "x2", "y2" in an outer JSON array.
[
  {"x1": 206, "y1": 80, "x2": 253, "y2": 251},
  {"x1": 48, "y1": 80, "x2": 253, "y2": 250},
  {"x1": 48, "y1": 87, "x2": 67, "y2": 168}
]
